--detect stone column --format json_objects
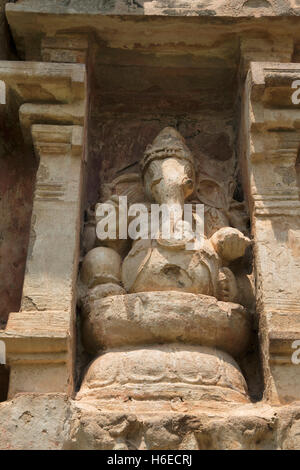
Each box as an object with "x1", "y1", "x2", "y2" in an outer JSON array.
[
  {"x1": 0, "y1": 61, "x2": 87, "y2": 398},
  {"x1": 241, "y1": 62, "x2": 300, "y2": 404}
]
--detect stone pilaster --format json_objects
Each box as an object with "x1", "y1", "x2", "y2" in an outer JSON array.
[
  {"x1": 0, "y1": 61, "x2": 87, "y2": 398},
  {"x1": 241, "y1": 62, "x2": 300, "y2": 404}
]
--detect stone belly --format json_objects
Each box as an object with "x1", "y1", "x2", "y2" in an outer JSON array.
[{"x1": 122, "y1": 242, "x2": 219, "y2": 296}]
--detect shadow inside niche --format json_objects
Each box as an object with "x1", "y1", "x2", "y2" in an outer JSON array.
[{"x1": 0, "y1": 365, "x2": 9, "y2": 402}]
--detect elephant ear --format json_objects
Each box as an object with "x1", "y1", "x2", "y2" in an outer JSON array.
[
  {"x1": 101, "y1": 173, "x2": 146, "y2": 205},
  {"x1": 196, "y1": 178, "x2": 230, "y2": 211}
]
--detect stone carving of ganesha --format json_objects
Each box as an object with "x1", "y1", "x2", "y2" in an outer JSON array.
[
  {"x1": 77, "y1": 127, "x2": 253, "y2": 405},
  {"x1": 80, "y1": 127, "x2": 251, "y2": 304}
]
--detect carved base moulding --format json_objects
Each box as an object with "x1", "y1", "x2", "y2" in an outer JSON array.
[
  {"x1": 77, "y1": 344, "x2": 249, "y2": 405},
  {"x1": 78, "y1": 291, "x2": 250, "y2": 404},
  {"x1": 78, "y1": 291, "x2": 251, "y2": 405}
]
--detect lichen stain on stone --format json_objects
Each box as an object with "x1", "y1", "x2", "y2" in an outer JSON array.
[
  {"x1": 243, "y1": 0, "x2": 271, "y2": 8},
  {"x1": 21, "y1": 296, "x2": 39, "y2": 311},
  {"x1": 38, "y1": 163, "x2": 50, "y2": 182}
]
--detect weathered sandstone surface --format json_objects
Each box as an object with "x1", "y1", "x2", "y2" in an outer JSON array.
[{"x1": 1, "y1": 0, "x2": 300, "y2": 451}]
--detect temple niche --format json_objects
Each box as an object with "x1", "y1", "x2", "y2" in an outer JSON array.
[{"x1": 77, "y1": 127, "x2": 254, "y2": 406}]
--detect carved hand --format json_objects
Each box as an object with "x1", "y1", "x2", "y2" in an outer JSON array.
[{"x1": 211, "y1": 227, "x2": 251, "y2": 263}]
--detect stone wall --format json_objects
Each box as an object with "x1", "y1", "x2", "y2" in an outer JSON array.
[
  {"x1": 0, "y1": 1, "x2": 10, "y2": 60},
  {"x1": 0, "y1": 0, "x2": 27, "y2": 329},
  {"x1": 1, "y1": 394, "x2": 300, "y2": 450},
  {"x1": 0, "y1": 0, "x2": 32, "y2": 402}
]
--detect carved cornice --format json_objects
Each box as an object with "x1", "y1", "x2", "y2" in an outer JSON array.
[{"x1": 4, "y1": 3, "x2": 300, "y2": 63}]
